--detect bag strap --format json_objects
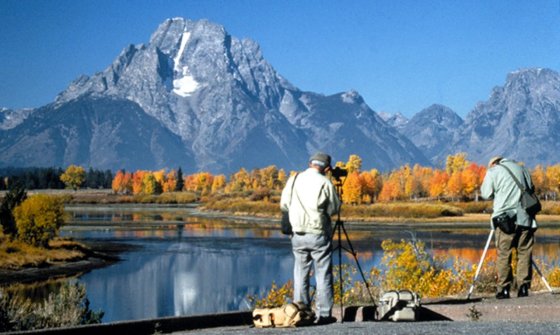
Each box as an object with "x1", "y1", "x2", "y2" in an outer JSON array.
[
  {"x1": 497, "y1": 163, "x2": 527, "y2": 192},
  {"x1": 292, "y1": 177, "x2": 312, "y2": 219},
  {"x1": 288, "y1": 173, "x2": 299, "y2": 207}
]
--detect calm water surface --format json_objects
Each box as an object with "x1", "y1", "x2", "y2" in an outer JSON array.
[{"x1": 60, "y1": 204, "x2": 560, "y2": 323}]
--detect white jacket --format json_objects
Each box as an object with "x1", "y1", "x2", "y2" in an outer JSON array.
[{"x1": 280, "y1": 168, "x2": 341, "y2": 235}]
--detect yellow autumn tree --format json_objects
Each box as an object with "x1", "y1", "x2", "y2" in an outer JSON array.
[
  {"x1": 153, "y1": 169, "x2": 166, "y2": 186},
  {"x1": 342, "y1": 171, "x2": 362, "y2": 204},
  {"x1": 379, "y1": 172, "x2": 401, "y2": 202},
  {"x1": 412, "y1": 164, "x2": 433, "y2": 198},
  {"x1": 132, "y1": 171, "x2": 146, "y2": 195},
  {"x1": 163, "y1": 170, "x2": 178, "y2": 193},
  {"x1": 428, "y1": 170, "x2": 449, "y2": 199},
  {"x1": 14, "y1": 195, "x2": 65, "y2": 247},
  {"x1": 277, "y1": 169, "x2": 287, "y2": 189},
  {"x1": 531, "y1": 165, "x2": 547, "y2": 199},
  {"x1": 445, "y1": 152, "x2": 469, "y2": 175},
  {"x1": 345, "y1": 154, "x2": 363, "y2": 174},
  {"x1": 142, "y1": 172, "x2": 161, "y2": 195},
  {"x1": 211, "y1": 174, "x2": 227, "y2": 193},
  {"x1": 112, "y1": 170, "x2": 133, "y2": 194},
  {"x1": 462, "y1": 163, "x2": 485, "y2": 200},
  {"x1": 60, "y1": 165, "x2": 86, "y2": 191},
  {"x1": 546, "y1": 165, "x2": 560, "y2": 199},
  {"x1": 446, "y1": 171, "x2": 463, "y2": 200},
  {"x1": 359, "y1": 169, "x2": 382, "y2": 203},
  {"x1": 226, "y1": 168, "x2": 251, "y2": 193}
]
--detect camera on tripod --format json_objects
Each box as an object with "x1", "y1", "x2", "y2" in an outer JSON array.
[{"x1": 331, "y1": 166, "x2": 347, "y2": 180}]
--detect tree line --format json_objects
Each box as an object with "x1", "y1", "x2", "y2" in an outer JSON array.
[
  {"x1": 109, "y1": 153, "x2": 560, "y2": 203},
  {"x1": 0, "y1": 167, "x2": 113, "y2": 190},
  {"x1": 3, "y1": 153, "x2": 560, "y2": 203}
]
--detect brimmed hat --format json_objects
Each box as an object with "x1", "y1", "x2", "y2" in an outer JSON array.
[
  {"x1": 488, "y1": 156, "x2": 503, "y2": 167},
  {"x1": 309, "y1": 152, "x2": 332, "y2": 168}
]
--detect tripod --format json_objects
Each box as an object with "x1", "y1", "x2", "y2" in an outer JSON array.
[
  {"x1": 331, "y1": 177, "x2": 376, "y2": 321},
  {"x1": 466, "y1": 228, "x2": 555, "y2": 300}
]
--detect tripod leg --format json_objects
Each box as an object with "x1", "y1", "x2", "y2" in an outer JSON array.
[
  {"x1": 467, "y1": 229, "x2": 494, "y2": 300},
  {"x1": 338, "y1": 222, "x2": 344, "y2": 321},
  {"x1": 340, "y1": 222, "x2": 376, "y2": 306},
  {"x1": 532, "y1": 259, "x2": 554, "y2": 293}
]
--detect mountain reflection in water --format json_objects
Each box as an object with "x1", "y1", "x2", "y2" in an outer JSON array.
[{"x1": 60, "y1": 205, "x2": 560, "y2": 322}]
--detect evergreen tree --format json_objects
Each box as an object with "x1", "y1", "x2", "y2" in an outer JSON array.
[{"x1": 175, "y1": 167, "x2": 184, "y2": 191}]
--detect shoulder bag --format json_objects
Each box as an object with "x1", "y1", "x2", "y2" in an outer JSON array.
[
  {"x1": 498, "y1": 163, "x2": 541, "y2": 216},
  {"x1": 281, "y1": 173, "x2": 299, "y2": 235}
]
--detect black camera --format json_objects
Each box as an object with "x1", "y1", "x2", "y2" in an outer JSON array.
[{"x1": 331, "y1": 166, "x2": 348, "y2": 179}]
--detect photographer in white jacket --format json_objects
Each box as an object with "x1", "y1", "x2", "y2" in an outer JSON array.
[{"x1": 280, "y1": 152, "x2": 341, "y2": 324}]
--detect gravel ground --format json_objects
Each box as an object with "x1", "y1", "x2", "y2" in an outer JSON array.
[
  {"x1": 174, "y1": 291, "x2": 560, "y2": 335},
  {"x1": 176, "y1": 321, "x2": 560, "y2": 335}
]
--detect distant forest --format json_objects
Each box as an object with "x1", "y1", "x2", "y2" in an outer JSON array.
[{"x1": 0, "y1": 167, "x2": 113, "y2": 190}]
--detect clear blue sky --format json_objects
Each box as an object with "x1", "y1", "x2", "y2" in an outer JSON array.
[{"x1": 1, "y1": 0, "x2": 560, "y2": 118}]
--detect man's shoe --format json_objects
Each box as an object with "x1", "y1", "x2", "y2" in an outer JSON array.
[
  {"x1": 316, "y1": 316, "x2": 337, "y2": 325},
  {"x1": 517, "y1": 284, "x2": 529, "y2": 297},
  {"x1": 495, "y1": 287, "x2": 510, "y2": 299}
]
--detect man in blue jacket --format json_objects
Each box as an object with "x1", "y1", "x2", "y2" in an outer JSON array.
[{"x1": 481, "y1": 156, "x2": 537, "y2": 299}]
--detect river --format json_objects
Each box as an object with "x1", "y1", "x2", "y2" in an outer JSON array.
[{"x1": 58, "y1": 204, "x2": 560, "y2": 323}]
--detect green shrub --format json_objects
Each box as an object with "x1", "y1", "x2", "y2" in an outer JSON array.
[{"x1": 13, "y1": 195, "x2": 65, "y2": 247}]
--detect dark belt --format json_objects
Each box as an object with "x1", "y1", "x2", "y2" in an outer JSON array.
[{"x1": 295, "y1": 232, "x2": 306, "y2": 236}]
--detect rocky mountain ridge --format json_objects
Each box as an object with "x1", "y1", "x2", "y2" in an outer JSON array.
[
  {"x1": 383, "y1": 68, "x2": 560, "y2": 167},
  {"x1": 0, "y1": 18, "x2": 429, "y2": 173}
]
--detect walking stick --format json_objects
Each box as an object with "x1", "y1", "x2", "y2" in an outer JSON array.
[
  {"x1": 466, "y1": 229, "x2": 495, "y2": 300},
  {"x1": 532, "y1": 259, "x2": 554, "y2": 293}
]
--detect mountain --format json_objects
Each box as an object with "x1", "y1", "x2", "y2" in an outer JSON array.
[
  {"x1": 451, "y1": 68, "x2": 560, "y2": 167},
  {"x1": 0, "y1": 97, "x2": 194, "y2": 170},
  {"x1": 401, "y1": 104, "x2": 464, "y2": 165},
  {"x1": 0, "y1": 108, "x2": 34, "y2": 130},
  {"x1": 378, "y1": 111, "x2": 409, "y2": 130},
  {"x1": 0, "y1": 18, "x2": 429, "y2": 173}
]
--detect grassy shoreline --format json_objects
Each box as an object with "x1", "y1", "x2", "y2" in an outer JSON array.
[
  {"x1": 0, "y1": 237, "x2": 120, "y2": 284},
  {"x1": 7, "y1": 188, "x2": 560, "y2": 224}
]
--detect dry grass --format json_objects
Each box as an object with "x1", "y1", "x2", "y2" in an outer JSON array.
[
  {"x1": 342, "y1": 202, "x2": 464, "y2": 218},
  {"x1": 203, "y1": 197, "x2": 279, "y2": 217},
  {"x1": 0, "y1": 238, "x2": 87, "y2": 270},
  {"x1": 2, "y1": 189, "x2": 199, "y2": 205}
]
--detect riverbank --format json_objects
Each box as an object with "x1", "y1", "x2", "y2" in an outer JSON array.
[{"x1": 0, "y1": 239, "x2": 125, "y2": 285}]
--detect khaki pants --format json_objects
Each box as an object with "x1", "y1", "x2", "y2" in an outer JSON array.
[{"x1": 495, "y1": 227, "x2": 534, "y2": 290}]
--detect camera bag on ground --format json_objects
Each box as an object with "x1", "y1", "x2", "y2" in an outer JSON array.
[
  {"x1": 378, "y1": 290, "x2": 420, "y2": 321},
  {"x1": 492, "y1": 212, "x2": 517, "y2": 234},
  {"x1": 252, "y1": 302, "x2": 315, "y2": 328}
]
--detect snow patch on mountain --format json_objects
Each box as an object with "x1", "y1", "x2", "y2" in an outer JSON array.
[{"x1": 172, "y1": 31, "x2": 199, "y2": 97}]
